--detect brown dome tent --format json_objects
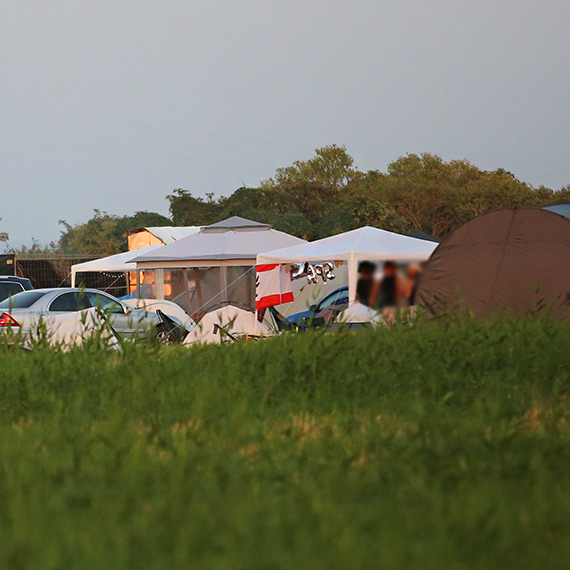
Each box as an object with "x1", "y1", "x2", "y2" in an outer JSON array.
[{"x1": 417, "y1": 208, "x2": 570, "y2": 318}]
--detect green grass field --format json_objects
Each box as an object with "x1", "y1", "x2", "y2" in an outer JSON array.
[{"x1": 1, "y1": 315, "x2": 570, "y2": 569}]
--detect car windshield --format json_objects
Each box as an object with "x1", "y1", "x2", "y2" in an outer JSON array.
[
  {"x1": 86, "y1": 292, "x2": 125, "y2": 314},
  {"x1": 0, "y1": 291, "x2": 48, "y2": 309},
  {"x1": 318, "y1": 289, "x2": 348, "y2": 310},
  {"x1": 0, "y1": 283, "x2": 24, "y2": 303}
]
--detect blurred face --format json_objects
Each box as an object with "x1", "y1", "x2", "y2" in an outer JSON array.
[
  {"x1": 383, "y1": 264, "x2": 396, "y2": 277},
  {"x1": 408, "y1": 264, "x2": 420, "y2": 278},
  {"x1": 359, "y1": 263, "x2": 375, "y2": 277}
]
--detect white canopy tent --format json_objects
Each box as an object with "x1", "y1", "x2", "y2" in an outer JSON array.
[
  {"x1": 257, "y1": 226, "x2": 438, "y2": 303},
  {"x1": 134, "y1": 217, "x2": 305, "y2": 265},
  {"x1": 133, "y1": 217, "x2": 305, "y2": 315},
  {"x1": 71, "y1": 245, "x2": 163, "y2": 288}
]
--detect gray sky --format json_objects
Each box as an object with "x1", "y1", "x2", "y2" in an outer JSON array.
[{"x1": 2, "y1": 0, "x2": 569, "y2": 247}]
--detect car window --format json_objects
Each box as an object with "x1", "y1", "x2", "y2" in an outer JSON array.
[
  {"x1": 49, "y1": 292, "x2": 90, "y2": 312},
  {"x1": 0, "y1": 283, "x2": 24, "y2": 303},
  {"x1": 0, "y1": 290, "x2": 47, "y2": 309},
  {"x1": 318, "y1": 289, "x2": 349, "y2": 310},
  {"x1": 86, "y1": 292, "x2": 125, "y2": 314}
]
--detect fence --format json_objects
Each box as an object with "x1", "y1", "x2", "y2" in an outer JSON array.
[{"x1": 0, "y1": 254, "x2": 16, "y2": 276}]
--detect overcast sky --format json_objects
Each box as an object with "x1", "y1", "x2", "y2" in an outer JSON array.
[{"x1": 2, "y1": 0, "x2": 569, "y2": 247}]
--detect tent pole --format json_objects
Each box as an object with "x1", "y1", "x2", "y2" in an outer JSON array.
[
  {"x1": 348, "y1": 254, "x2": 357, "y2": 305},
  {"x1": 221, "y1": 266, "x2": 228, "y2": 303},
  {"x1": 155, "y1": 269, "x2": 165, "y2": 299}
]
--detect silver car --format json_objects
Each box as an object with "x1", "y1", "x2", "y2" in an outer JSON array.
[{"x1": 0, "y1": 288, "x2": 186, "y2": 342}]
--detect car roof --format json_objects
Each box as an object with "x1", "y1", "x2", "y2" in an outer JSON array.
[
  {"x1": 0, "y1": 276, "x2": 31, "y2": 283},
  {"x1": 322, "y1": 286, "x2": 348, "y2": 298}
]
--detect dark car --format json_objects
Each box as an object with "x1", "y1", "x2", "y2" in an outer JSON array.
[
  {"x1": 0, "y1": 276, "x2": 33, "y2": 303},
  {"x1": 287, "y1": 286, "x2": 349, "y2": 327}
]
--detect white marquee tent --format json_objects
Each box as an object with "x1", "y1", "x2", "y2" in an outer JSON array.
[
  {"x1": 257, "y1": 226, "x2": 438, "y2": 303},
  {"x1": 71, "y1": 245, "x2": 163, "y2": 287},
  {"x1": 133, "y1": 217, "x2": 306, "y2": 315},
  {"x1": 134, "y1": 217, "x2": 305, "y2": 265}
]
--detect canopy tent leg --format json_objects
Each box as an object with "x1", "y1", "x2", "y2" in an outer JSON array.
[
  {"x1": 221, "y1": 266, "x2": 228, "y2": 304},
  {"x1": 155, "y1": 269, "x2": 165, "y2": 299},
  {"x1": 347, "y1": 253, "x2": 358, "y2": 305}
]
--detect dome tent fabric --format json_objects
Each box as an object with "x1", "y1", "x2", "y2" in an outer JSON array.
[
  {"x1": 183, "y1": 305, "x2": 272, "y2": 345},
  {"x1": 417, "y1": 208, "x2": 570, "y2": 319},
  {"x1": 336, "y1": 302, "x2": 384, "y2": 325},
  {"x1": 257, "y1": 226, "x2": 437, "y2": 303}
]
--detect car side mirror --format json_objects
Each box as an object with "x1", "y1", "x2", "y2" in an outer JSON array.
[
  {"x1": 123, "y1": 305, "x2": 132, "y2": 315},
  {"x1": 309, "y1": 304, "x2": 318, "y2": 312}
]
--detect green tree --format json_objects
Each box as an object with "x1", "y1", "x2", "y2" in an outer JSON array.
[
  {"x1": 346, "y1": 153, "x2": 564, "y2": 238},
  {"x1": 59, "y1": 210, "x2": 171, "y2": 255},
  {"x1": 219, "y1": 186, "x2": 315, "y2": 238},
  {"x1": 167, "y1": 189, "x2": 222, "y2": 226},
  {"x1": 381, "y1": 154, "x2": 475, "y2": 236},
  {"x1": 261, "y1": 144, "x2": 358, "y2": 192},
  {"x1": 258, "y1": 145, "x2": 360, "y2": 239},
  {"x1": 127, "y1": 210, "x2": 171, "y2": 228},
  {"x1": 342, "y1": 171, "x2": 410, "y2": 233},
  {"x1": 59, "y1": 148, "x2": 570, "y2": 255}
]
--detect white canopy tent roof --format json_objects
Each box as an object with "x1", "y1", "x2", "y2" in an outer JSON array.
[
  {"x1": 71, "y1": 245, "x2": 162, "y2": 287},
  {"x1": 257, "y1": 226, "x2": 438, "y2": 303},
  {"x1": 133, "y1": 217, "x2": 305, "y2": 267}
]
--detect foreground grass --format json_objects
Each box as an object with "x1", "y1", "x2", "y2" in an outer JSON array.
[{"x1": 1, "y1": 316, "x2": 570, "y2": 569}]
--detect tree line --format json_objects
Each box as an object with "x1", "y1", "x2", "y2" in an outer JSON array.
[{"x1": 9, "y1": 146, "x2": 570, "y2": 255}]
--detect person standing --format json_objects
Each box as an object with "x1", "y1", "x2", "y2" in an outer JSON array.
[
  {"x1": 375, "y1": 261, "x2": 406, "y2": 322},
  {"x1": 355, "y1": 261, "x2": 376, "y2": 307}
]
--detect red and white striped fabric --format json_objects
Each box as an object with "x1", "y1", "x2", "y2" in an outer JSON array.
[{"x1": 255, "y1": 264, "x2": 294, "y2": 310}]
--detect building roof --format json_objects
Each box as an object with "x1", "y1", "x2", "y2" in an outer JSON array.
[{"x1": 128, "y1": 226, "x2": 201, "y2": 244}]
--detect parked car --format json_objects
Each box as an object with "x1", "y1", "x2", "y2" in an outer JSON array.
[
  {"x1": 287, "y1": 286, "x2": 349, "y2": 327},
  {"x1": 120, "y1": 297, "x2": 196, "y2": 332},
  {"x1": 0, "y1": 288, "x2": 188, "y2": 342},
  {"x1": 0, "y1": 276, "x2": 33, "y2": 303}
]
